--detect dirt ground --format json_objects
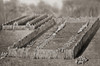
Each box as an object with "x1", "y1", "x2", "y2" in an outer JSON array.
[
  {"x1": 0, "y1": 30, "x2": 33, "y2": 54},
  {"x1": 0, "y1": 23, "x2": 100, "y2": 66},
  {"x1": 44, "y1": 22, "x2": 85, "y2": 49}
]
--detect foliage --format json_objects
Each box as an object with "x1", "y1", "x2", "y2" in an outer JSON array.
[
  {"x1": 0, "y1": 0, "x2": 4, "y2": 25},
  {"x1": 2, "y1": 0, "x2": 100, "y2": 24},
  {"x1": 61, "y1": 0, "x2": 100, "y2": 17}
]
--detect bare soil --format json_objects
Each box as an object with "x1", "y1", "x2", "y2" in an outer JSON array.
[
  {"x1": 0, "y1": 30, "x2": 33, "y2": 54},
  {"x1": 44, "y1": 22, "x2": 85, "y2": 49}
]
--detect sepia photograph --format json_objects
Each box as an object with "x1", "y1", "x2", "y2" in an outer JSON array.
[{"x1": 0, "y1": 0, "x2": 100, "y2": 66}]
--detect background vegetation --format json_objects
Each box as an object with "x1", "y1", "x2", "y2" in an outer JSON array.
[{"x1": 1, "y1": 0, "x2": 100, "y2": 25}]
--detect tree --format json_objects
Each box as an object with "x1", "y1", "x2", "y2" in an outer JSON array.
[
  {"x1": 4, "y1": 0, "x2": 19, "y2": 21},
  {"x1": 0, "y1": 0, "x2": 4, "y2": 25},
  {"x1": 61, "y1": 0, "x2": 100, "y2": 17}
]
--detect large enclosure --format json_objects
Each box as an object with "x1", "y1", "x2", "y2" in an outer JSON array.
[{"x1": 0, "y1": 0, "x2": 100, "y2": 66}]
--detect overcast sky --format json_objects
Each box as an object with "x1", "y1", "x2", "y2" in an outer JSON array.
[{"x1": 19, "y1": 0, "x2": 63, "y2": 9}]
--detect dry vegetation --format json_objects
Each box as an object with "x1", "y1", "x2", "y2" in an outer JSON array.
[{"x1": 1, "y1": 0, "x2": 100, "y2": 24}]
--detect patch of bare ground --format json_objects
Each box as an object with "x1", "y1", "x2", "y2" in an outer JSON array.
[
  {"x1": 44, "y1": 22, "x2": 85, "y2": 49},
  {"x1": 0, "y1": 30, "x2": 33, "y2": 54}
]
